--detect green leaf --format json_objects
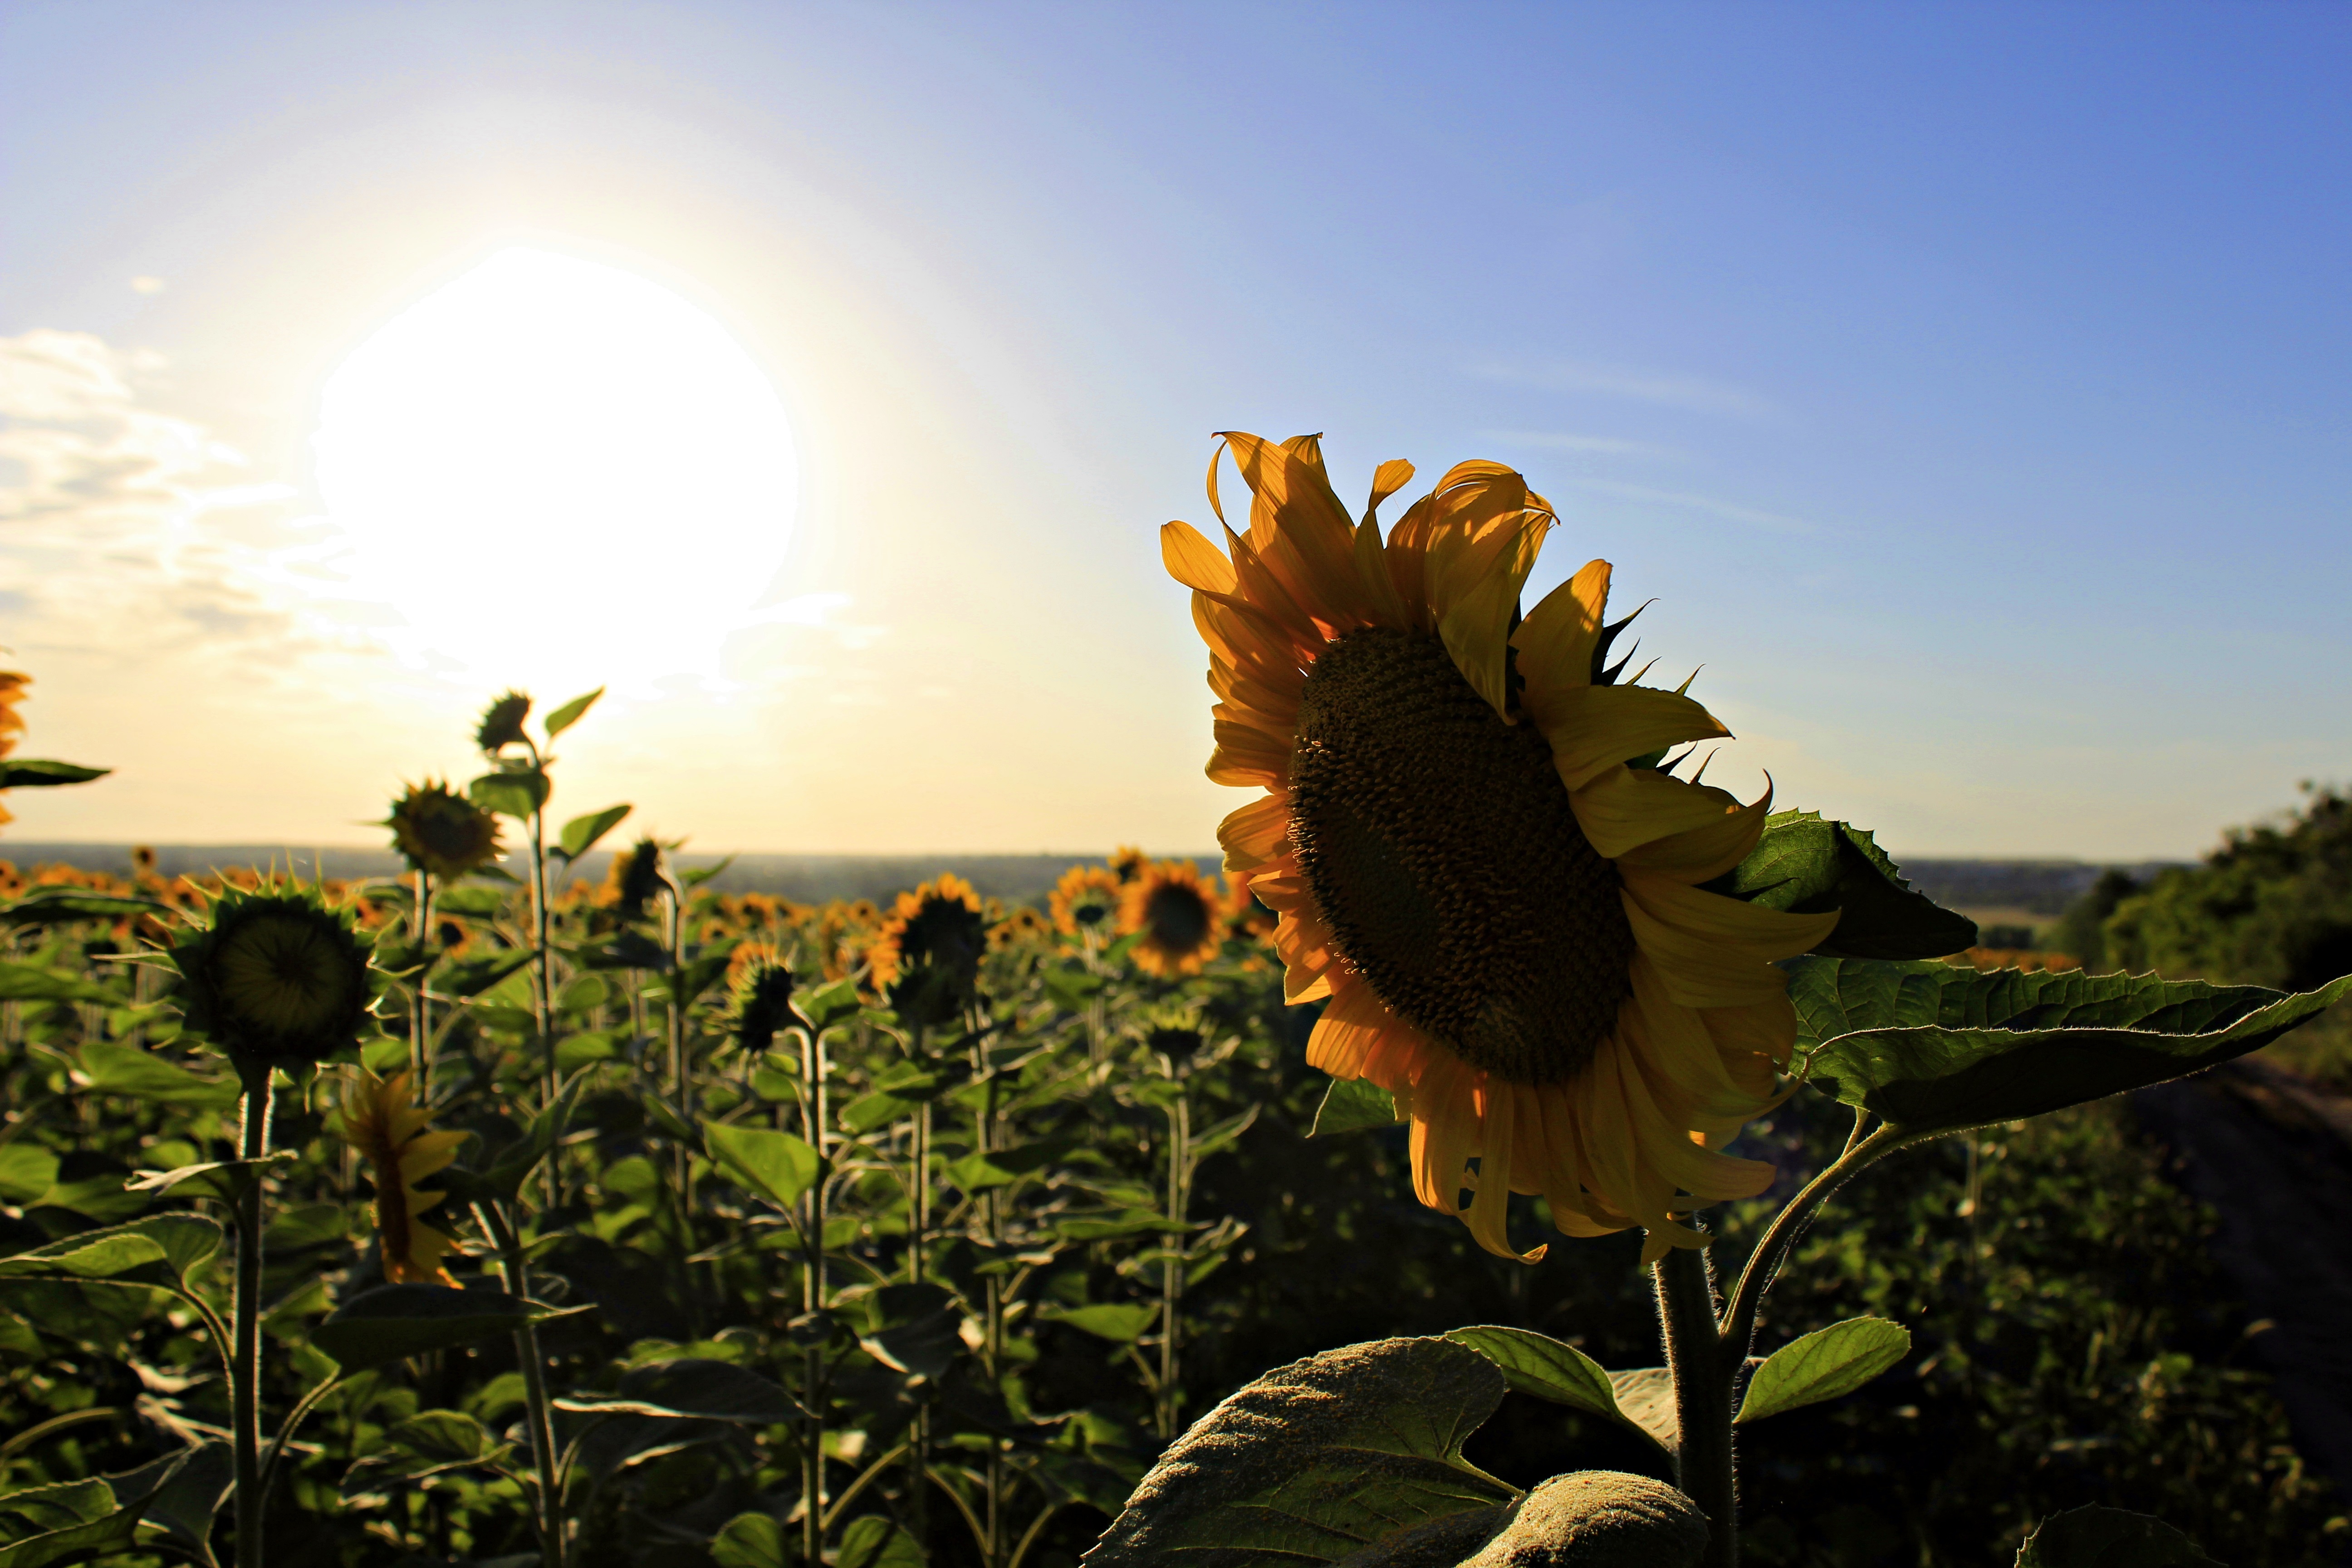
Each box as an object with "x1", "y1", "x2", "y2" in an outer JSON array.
[
  {"x1": 0, "y1": 891, "x2": 174, "y2": 929},
  {"x1": 542, "y1": 687, "x2": 604, "y2": 738},
  {"x1": 310, "y1": 1285, "x2": 592, "y2": 1372},
  {"x1": 126, "y1": 1154, "x2": 295, "y2": 1204},
  {"x1": 0, "y1": 1231, "x2": 165, "y2": 1281},
  {"x1": 797, "y1": 978, "x2": 862, "y2": 1030},
  {"x1": 341, "y1": 1409, "x2": 514, "y2": 1503},
  {"x1": 1441, "y1": 1326, "x2": 1667, "y2": 1455},
  {"x1": 1309, "y1": 1077, "x2": 1399, "y2": 1137},
  {"x1": 681, "y1": 856, "x2": 735, "y2": 887},
  {"x1": 2014, "y1": 1504, "x2": 2221, "y2": 1567},
  {"x1": 553, "y1": 1358, "x2": 800, "y2": 1424},
  {"x1": 468, "y1": 769, "x2": 550, "y2": 820},
  {"x1": 129, "y1": 1441, "x2": 233, "y2": 1568},
  {"x1": 0, "y1": 760, "x2": 109, "y2": 788},
  {"x1": 1046, "y1": 1302, "x2": 1161, "y2": 1343},
  {"x1": 0, "y1": 962, "x2": 122, "y2": 1004},
  {"x1": 836, "y1": 1515, "x2": 925, "y2": 1568},
  {"x1": 0, "y1": 1442, "x2": 198, "y2": 1568},
  {"x1": 1085, "y1": 1337, "x2": 1519, "y2": 1568},
  {"x1": 74, "y1": 1041, "x2": 240, "y2": 1109},
  {"x1": 431, "y1": 949, "x2": 534, "y2": 1000},
  {"x1": 1806, "y1": 970, "x2": 2352, "y2": 1138},
  {"x1": 711, "y1": 1511, "x2": 789, "y2": 1568},
  {"x1": 1709, "y1": 811, "x2": 1976, "y2": 960},
  {"x1": 430, "y1": 886, "x2": 510, "y2": 918},
  {"x1": 0, "y1": 1147, "x2": 59, "y2": 1205},
  {"x1": 1735, "y1": 1316, "x2": 1911, "y2": 1423},
  {"x1": 705, "y1": 1122, "x2": 820, "y2": 1211},
  {"x1": 556, "y1": 803, "x2": 632, "y2": 861},
  {"x1": 1788, "y1": 956, "x2": 2283, "y2": 1050},
  {"x1": 555, "y1": 1030, "x2": 619, "y2": 1072}
]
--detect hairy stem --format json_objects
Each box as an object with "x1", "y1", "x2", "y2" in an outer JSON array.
[
  {"x1": 480, "y1": 1201, "x2": 564, "y2": 1568},
  {"x1": 1656, "y1": 1242, "x2": 1735, "y2": 1568},
  {"x1": 1717, "y1": 1122, "x2": 1906, "y2": 1372}
]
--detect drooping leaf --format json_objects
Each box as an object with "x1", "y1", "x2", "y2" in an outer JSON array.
[
  {"x1": 836, "y1": 1515, "x2": 926, "y2": 1568},
  {"x1": 0, "y1": 890, "x2": 175, "y2": 929},
  {"x1": 0, "y1": 962, "x2": 122, "y2": 1004},
  {"x1": 468, "y1": 769, "x2": 550, "y2": 821},
  {"x1": 0, "y1": 1147, "x2": 59, "y2": 1205},
  {"x1": 0, "y1": 1443, "x2": 197, "y2": 1568},
  {"x1": 1082, "y1": 1337, "x2": 1519, "y2": 1568},
  {"x1": 1441, "y1": 1326, "x2": 1667, "y2": 1455},
  {"x1": 1735, "y1": 1317, "x2": 1911, "y2": 1424},
  {"x1": 1805, "y1": 971, "x2": 2352, "y2": 1139},
  {"x1": 554, "y1": 1358, "x2": 800, "y2": 1424},
  {"x1": 1308, "y1": 1077, "x2": 1400, "y2": 1137},
  {"x1": 556, "y1": 804, "x2": 632, "y2": 862},
  {"x1": 310, "y1": 1285, "x2": 593, "y2": 1372},
  {"x1": 1788, "y1": 956, "x2": 2284, "y2": 1051},
  {"x1": 0, "y1": 1215, "x2": 221, "y2": 1288},
  {"x1": 128, "y1": 1441, "x2": 234, "y2": 1568},
  {"x1": 710, "y1": 1510, "x2": 790, "y2": 1568},
  {"x1": 0, "y1": 760, "x2": 109, "y2": 788},
  {"x1": 542, "y1": 687, "x2": 604, "y2": 738},
  {"x1": 1709, "y1": 811, "x2": 1976, "y2": 960},
  {"x1": 1047, "y1": 1302, "x2": 1162, "y2": 1343},
  {"x1": 125, "y1": 1154, "x2": 296, "y2": 1204},
  {"x1": 2014, "y1": 1504, "x2": 2220, "y2": 1567},
  {"x1": 73, "y1": 1042, "x2": 240, "y2": 1109},
  {"x1": 705, "y1": 1122, "x2": 820, "y2": 1211},
  {"x1": 340, "y1": 1411, "x2": 512, "y2": 1504}
]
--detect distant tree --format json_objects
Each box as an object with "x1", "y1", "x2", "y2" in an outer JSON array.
[
  {"x1": 2105, "y1": 784, "x2": 2352, "y2": 988},
  {"x1": 2051, "y1": 869, "x2": 2143, "y2": 972}
]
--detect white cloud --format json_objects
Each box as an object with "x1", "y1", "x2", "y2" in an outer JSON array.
[
  {"x1": 1469, "y1": 358, "x2": 1775, "y2": 420},
  {"x1": 1478, "y1": 429, "x2": 1686, "y2": 462},
  {"x1": 1565, "y1": 477, "x2": 1823, "y2": 536}
]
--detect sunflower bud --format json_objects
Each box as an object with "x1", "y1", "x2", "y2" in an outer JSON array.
[
  {"x1": 171, "y1": 884, "x2": 378, "y2": 1063},
  {"x1": 724, "y1": 944, "x2": 807, "y2": 1054},
  {"x1": 475, "y1": 690, "x2": 533, "y2": 754},
  {"x1": 608, "y1": 836, "x2": 671, "y2": 923},
  {"x1": 384, "y1": 779, "x2": 505, "y2": 881}
]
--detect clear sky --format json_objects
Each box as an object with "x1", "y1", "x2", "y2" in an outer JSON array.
[{"x1": 2, "y1": 1, "x2": 2346, "y2": 861}]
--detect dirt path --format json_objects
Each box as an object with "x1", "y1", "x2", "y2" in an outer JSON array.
[{"x1": 2134, "y1": 1058, "x2": 2352, "y2": 1490}]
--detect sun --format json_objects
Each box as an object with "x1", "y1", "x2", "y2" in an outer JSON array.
[{"x1": 313, "y1": 247, "x2": 800, "y2": 694}]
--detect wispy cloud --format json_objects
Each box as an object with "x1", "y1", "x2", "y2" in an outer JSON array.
[
  {"x1": 1479, "y1": 429, "x2": 1686, "y2": 462},
  {"x1": 1565, "y1": 477, "x2": 1824, "y2": 536},
  {"x1": 1469, "y1": 358, "x2": 1775, "y2": 420}
]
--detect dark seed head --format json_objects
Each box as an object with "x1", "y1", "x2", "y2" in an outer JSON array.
[{"x1": 1289, "y1": 626, "x2": 1633, "y2": 1084}]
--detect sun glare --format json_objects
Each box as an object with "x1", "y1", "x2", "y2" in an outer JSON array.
[{"x1": 314, "y1": 247, "x2": 799, "y2": 694}]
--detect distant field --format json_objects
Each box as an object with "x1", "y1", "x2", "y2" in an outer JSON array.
[{"x1": 4, "y1": 843, "x2": 2183, "y2": 915}]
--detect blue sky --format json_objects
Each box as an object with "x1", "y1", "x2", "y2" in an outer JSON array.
[{"x1": 2, "y1": 1, "x2": 2346, "y2": 859}]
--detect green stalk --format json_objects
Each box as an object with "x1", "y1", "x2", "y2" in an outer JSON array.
[
  {"x1": 525, "y1": 745, "x2": 557, "y2": 1207},
  {"x1": 802, "y1": 1022, "x2": 831, "y2": 1568},
  {"x1": 412, "y1": 867, "x2": 434, "y2": 1095},
  {"x1": 906, "y1": 1088, "x2": 931, "y2": 1551},
  {"x1": 1655, "y1": 1242, "x2": 1735, "y2": 1568},
  {"x1": 1158, "y1": 1087, "x2": 1189, "y2": 1442},
  {"x1": 980, "y1": 1054, "x2": 1005, "y2": 1568},
  {"x1": 1715, "y1": 1120, "x2": 1905, "y2": 1373},
  {"x1": 478, "y1": 1200, "x2": 564, "y2": 1568},
  {"x1": 230, "y1": 1059, "x2": 274, "y2": 1568}
]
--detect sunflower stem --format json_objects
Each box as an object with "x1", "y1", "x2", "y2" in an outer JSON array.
[
  {"x1": 230, "y1": 1058, "x2": 274, "y2": 1568},
  {"x1": 1716, "y1": 1122, "x2": 1907, "y2": 1376},
  {"x1": 412, "y1": 867, "x2": 433, "y2": 1098},
  {"x1": 479, "y1": 1199, "x2": 564, "y2": 1568},
  {"x1": 802, "y1": 1019, "x2": 831, "y2": 1568},
  {"x1": 1655, "y1": 1241, "x2": 1736, "y2": 1568}
]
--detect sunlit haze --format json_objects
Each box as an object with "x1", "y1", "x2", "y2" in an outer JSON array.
[{"x1": 314, "y1": 248, "x2": 798, "y2": 694}]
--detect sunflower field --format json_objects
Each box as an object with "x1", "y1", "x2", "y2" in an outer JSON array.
[{"x1": 5, "y1": 436, "x2": 2351, "y2": 1568}]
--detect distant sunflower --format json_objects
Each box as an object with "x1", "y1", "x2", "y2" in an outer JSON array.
[
  {"x1": 1220, "y1": 875, "x2": 1277, "y2": 946},
  {"x1": 171, "y1": 883, "x2": 379, "y2": 1064},
  {"x1": 384, "y1": 779, "x2": 505, "y2": 881},
  {"x1": 0, "y1": 671, "x2": 27, "y2": 829},
  {"x1": 1119, "y1": 860, "x2": 1224, "y2": 978},
  {"x1": 608, "y1": 837, "x2": 671, "y2": 923},
  {"x1": 991, "y1": 905, "x2": 1054, "y2": 950},
  {"x1": 1165, "y1": 431, "x2": 1836, "y2": 1262},
  {"x1": 336, "y1": 1069, "x2": 466, "y2": 1285},
  {"x1": 1049, "y1": 866, "x2": 1122, "y2": 938},
  {"x1": 1108, "y1": 846, "x2": 1150, "y2": 884},
  {"x1": 870, "y1": 874, "x2": 989, "y2": 1025},
  {"x1": 723, "y1": 942, "x2": 806, "y2": 1054},
  {"x1": 475, "y1": 690, "x2": 533, "y2": 754}
]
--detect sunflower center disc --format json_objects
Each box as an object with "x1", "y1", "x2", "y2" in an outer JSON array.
[{"x1": 1289, "y1": 626, "x2": 1635, "y2": 1085}]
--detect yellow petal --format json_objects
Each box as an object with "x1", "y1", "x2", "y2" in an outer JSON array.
[
  {"x1": 1463, "y1": 1081, "x2": 1545, "y2": 1263},
  {"x1": 1568, "y1": 765, "x2": 1743, "y2": 860},
  {"x1": 1622, "y1": 869, "x2": 1840, "y2": 957},
  {"x1": 1364, "y1": 458, "x2": 1416, "y2": 524},
  {"x1": 1207, "y1": 720, "x2": 1292, "y2": 788},
  {"x1": 1407, "y1": 1055, "x2": 1480, "y2": 1217},
  {"x1": 1537, "y1": 685, "x2": 1731, "y2": 792},
  {"x1": 1512, "y1": 559, "x2": 1612, "y2": 730},
  {"x1": 1160, "y1": 520, "x2": 1237, "y2": 595},
  {"x1": 1217, "y1": 796, "x2": 1293, "y2": 874},
  {"x1": 1617, "y1": 780, "x2": 1774, "y2": 884},
  {"x1": 1308, "y1": 977, "x2": 1402, "y2": 1079}
]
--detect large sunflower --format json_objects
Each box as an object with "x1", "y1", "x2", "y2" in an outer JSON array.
[{"x1": 1165, "y1": 432, "x2": 1837, "y2": 1263}]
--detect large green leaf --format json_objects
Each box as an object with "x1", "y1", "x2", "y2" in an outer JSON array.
[
  {"x1": 836, "y1": 1515, "x2": 926, "y2": 1568},
  {"x1": 1082, "y1": 1337, "x2": 1519, "y2": 1568},
  {"x1": 311, "y1": 1285, "x2": 593, "y2": 1371},
  {"x1": 1441, "y1": 1326, "x2": 1668, "y2": 1455},
  {"x1": 1308, "y1": 1078, "x2": 1400, "y2": 1137},
  {"x1": 1710, "y1": 811, "x2": 1975, "y2": 960},
  {"x1": 557, "y1": 803, "x2": 632, "y2": 861},
  {"x1": 0, "y1": 1147, "x2": 59, "y2": 1205},
  {"x1": 701, "y1": 1128, "x2": 823, "y2": 1213},
  {"x1": 73, "y1": 1042, "x2": 240, "y2": 1109},
  {"x1": 1805, "y1": 971, "x2": 2352, "y2": 1138},
  {"x1": 2014, "y1": 1504, "x2": 2220, "y2": 1567},
  {"x1": 340, "y1": 1411, "x2": 512, "y2": 1504},
  {"x1": 469, "y1": 769, "x2": 550, "y2": 821},
  {"x1": 0, "y1": 1442, "x2": 205, "y2": 1568},
  {"x1": 1046, "y1": 1303, "x2": 1161, "y2": 1343},
  {"x1": 710, "y1": 1512, "x2": 789, "y2": 1568},
  {"x1": 1735, "y1": 1317, "x2": 1910, "y2": 1424},
  {"x1": 1788, "y1": 957, "x2": 2281, "y2": 1051},
  {"x1": 542, "y1": 687, "x2": 605, "y2": 739},
  {"x1": 0, "y1": 1215, "x2": 222, "y2": 1289}
]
